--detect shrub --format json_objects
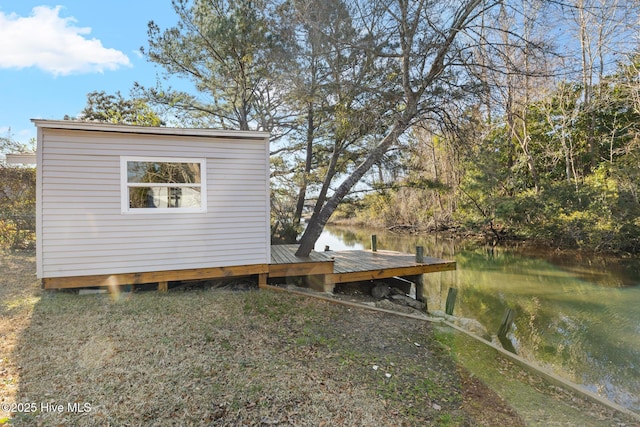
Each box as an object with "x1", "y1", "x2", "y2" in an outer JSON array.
[{"x1": 0, "y1": 167, "x2": 36, "y2": 249}]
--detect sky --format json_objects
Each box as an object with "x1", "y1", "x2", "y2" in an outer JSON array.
[{"x1": 0, "y1": 1, "x2": 183, "y2": 145}]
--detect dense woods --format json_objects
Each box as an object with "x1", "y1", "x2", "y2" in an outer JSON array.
[
  {"x1": 351, "y1": 13, "x2": 640, "y2": 252},
  {"x1": 353, "y1": 53, "x2": 640, "y2": 252},
  {"x1": 133, "y1": 0, "x2": 640, "y2": 254}
]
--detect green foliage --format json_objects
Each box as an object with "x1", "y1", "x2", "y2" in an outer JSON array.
[
  {"x1": 356, "y1": 187, "x2": 447, "y2": 230},
  {"x1": 443, "y1": 55, "x2": 640, "y2": 252},
  {"x1": 353, "y1": 127, "x2": 460, "y2": 232},
  {"x1": 74, "y1": 91, "x2": 164, "y2": 126},
  {"x1": 0, "y1": 167, "x2": 36, "y2": 249},
  {"x1": 458, "y1": 160, "x2": 640, "y2": 252},
  {"x1": 270, "y1": 186, "x2": 300, "y2": 243},
  {"x1": 141, "y1": 0, "x2": 293, "y2": 130},
  {"x1": 1, "y1": 131, "x2": 34, "y2": 155},
  {"x1": 352, "y1": 56, "x2": 640, "y2": 250},
  {"x1": 356, "y1": 192, "x2": 394, "y2": 227},
  {"x1": 331, "y1": 197, "x2": 361, "y2": 221}
]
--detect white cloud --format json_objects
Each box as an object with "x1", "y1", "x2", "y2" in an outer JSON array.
[{"x1": 0, "y1": 6, "x2": 131, "y2": 76}]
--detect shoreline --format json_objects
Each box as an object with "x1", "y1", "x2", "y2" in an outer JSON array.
[
  {"x1": 265, "y1": 281, "x2": 640, "y2": 423},
  {"x1": 326, "y1": 218, "x2": 640, "y2": 259}
]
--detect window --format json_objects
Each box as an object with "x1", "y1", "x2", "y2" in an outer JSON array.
[{"x1": 121, "y1": 157, "x2": 206, "y2": 213}]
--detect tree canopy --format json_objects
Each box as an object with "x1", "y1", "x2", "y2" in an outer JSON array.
[
  {"x1": 140, "y1": 0, "x2": 294, "y2": 131},
  {"x1": 72, "y1": 91, "x2": 164, "y2": 126},
  {"x1": 135, "y1": 0, "x2": 640, "y2": 254}
]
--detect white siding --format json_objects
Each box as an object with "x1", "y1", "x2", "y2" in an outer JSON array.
[{"x1": 36, "y1": 125, "x2": 270, "y2": 278}]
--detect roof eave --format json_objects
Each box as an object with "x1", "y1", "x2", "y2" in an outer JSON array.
[{"x1": 30, "y1": 119, "x2": 270, "y2": 140}]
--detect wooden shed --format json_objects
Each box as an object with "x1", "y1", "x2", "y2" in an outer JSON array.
[{"x1": 33, "y1": 120, "x2": 271, "y2": 290}]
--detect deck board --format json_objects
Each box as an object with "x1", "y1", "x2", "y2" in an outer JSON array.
[
  {"x1": 269, "y1": 245, "x2": 334, "y2": 277},
  {"x1": 271, "y1": 244, "x2": 333, "y2": 264},
  {"x1": 330, "y1": 249, "x2": 455, "y2": 283},
  {"x1": 269, "y1": 245, "x2": 456, "y2": 285}
]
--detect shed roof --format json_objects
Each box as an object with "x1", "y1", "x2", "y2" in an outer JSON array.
[{"x1": 31, "y1": 119, "x2": 270, "y2": 140}]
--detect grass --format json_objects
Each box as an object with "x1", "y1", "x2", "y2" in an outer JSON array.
[
  {"x1": 1, "y1": 249, "x2": 637, "y2": 426},
  {"x1": 430, "y1": 326, "x2": 639, "y2": 427},
  {"x1": 0, "y1": 250, "x2": 38, "y2": 426}
]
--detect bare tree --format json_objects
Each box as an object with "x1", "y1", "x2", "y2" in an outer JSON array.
[
  {"x1": 475, "y1": 0, "x2": 554, "y2": 193},
  {"x1": 566, "y1": 0, "x2": 636, "y2": 168},
  {"x1": 295, "y1": 0, "x2": 495, "y2": 256}
]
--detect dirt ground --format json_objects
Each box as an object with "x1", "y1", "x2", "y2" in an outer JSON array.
[{"x1": 1, "y1": 250, "x2": 638, "y2": 426}]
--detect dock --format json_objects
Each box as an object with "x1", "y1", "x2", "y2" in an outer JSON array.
[{"x1": 268, "y1": 245, "x2": 456, "y2": 292}]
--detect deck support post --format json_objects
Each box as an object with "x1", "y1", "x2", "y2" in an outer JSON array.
[
  {"x1": 258, "y1": 273, "x2": 268, "y2": 288},
  {"x1": 404, "y1": 274, "x2": 427, "y2": 310},
  {"x1": 305, "y1": 274, "x2": 335, "y2": 293},
  {"x1": 414, "y1": 274, "x2": 425, "y2": 304},
  {"x1": 158, "y1": 281, "x2": 168, "y2": 292}
]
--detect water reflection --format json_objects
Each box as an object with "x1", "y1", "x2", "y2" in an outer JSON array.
[{"x1": 316, "y1": 225, "x2": 640, "y2": 413}]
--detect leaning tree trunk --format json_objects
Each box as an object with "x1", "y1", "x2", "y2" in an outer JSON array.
[
  {"x1": 294, "y1": 0, "x2": 485, "y2": 257},
  {"x1": 296, "y1": 123, "x2": 408, "y2": 257}
]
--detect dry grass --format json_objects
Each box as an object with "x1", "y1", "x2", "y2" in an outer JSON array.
[
  {"x1": 1, "y1": 250, "x2": 637, "y2": 426},
  {"x1": 0, "y1": 250, "x2": 38, "y2": 420}
]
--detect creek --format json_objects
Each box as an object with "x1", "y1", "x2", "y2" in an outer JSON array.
[{"x1": 315, "y1": 225, "x2": 640, "y2": 414}]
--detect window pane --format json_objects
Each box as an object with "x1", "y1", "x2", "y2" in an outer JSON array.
[
  {"x1": 129, "y1": 187, "x2": 201, "y2": 209},
  {"x1": 127, "y1": 161, "x2": 201, "y2": 184}
]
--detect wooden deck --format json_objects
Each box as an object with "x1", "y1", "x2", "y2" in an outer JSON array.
[
  {"x1": 330, "y1": 249, "x2": 456, "y2": 283},
  {"x1": 43, "y1": 244, "x2": 454, "y2": 292},
  {"x1": 269, "y1": 245, "x2": 456, "y2": 292},
  {"x1": 269, "y1": 244, "x2": 334, "y2": 277}
]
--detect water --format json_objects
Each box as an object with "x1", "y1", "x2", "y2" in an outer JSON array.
[{"x1": 316, "y1": 225, "x2": 640, "y2": 413}]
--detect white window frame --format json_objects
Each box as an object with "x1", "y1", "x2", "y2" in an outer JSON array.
[{"x1": 120, "y1": 156, "x2": 207, "y2": 214}]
